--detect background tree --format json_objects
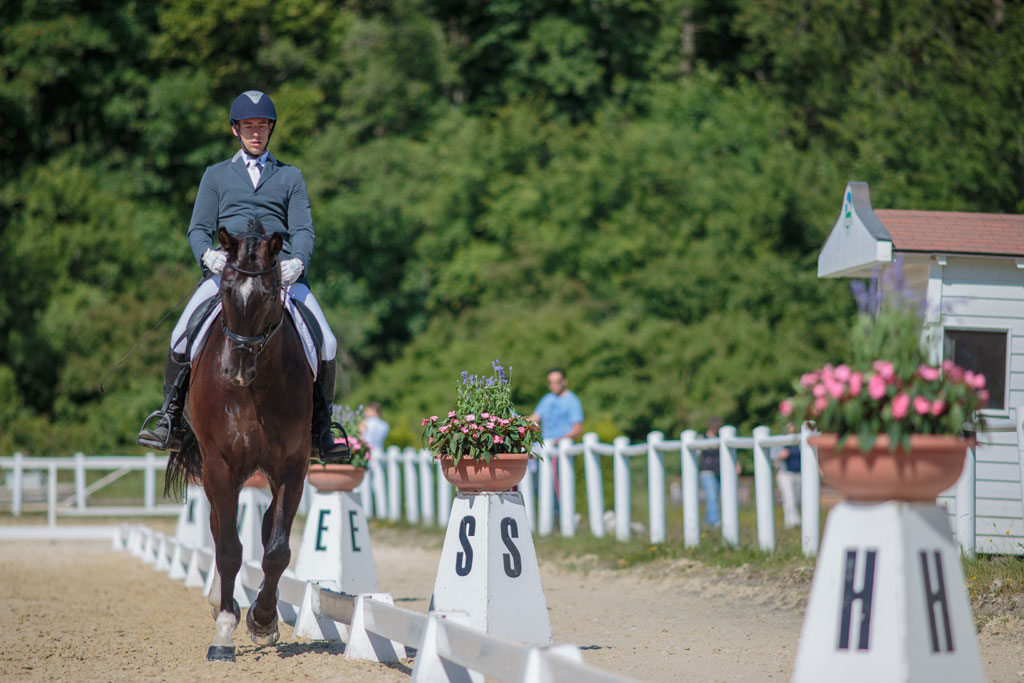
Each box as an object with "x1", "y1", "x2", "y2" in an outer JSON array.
[{"x1": 2, "y1": 0, "x2": 1021, "y2": 453}]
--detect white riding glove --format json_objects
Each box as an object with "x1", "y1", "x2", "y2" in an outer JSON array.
[
  {"x1": 202, "y1": 248, "x2": 227, "y2": 275},
  {"x1": 280, "y1": 258, "x2": 304, "y2": 286}
]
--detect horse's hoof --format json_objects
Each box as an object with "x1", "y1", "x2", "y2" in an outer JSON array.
[
  {"x1": 206, "y1": 645, "x2": 235, "y2": 662},
  {"x1": 249, "y1": 630, "x2": 279, "y2": 647},
  {"x1": 246, "y1": 607, "x2": 280, "y2": 646}
]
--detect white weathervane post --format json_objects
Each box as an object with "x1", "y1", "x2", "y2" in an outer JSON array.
[{"x1": 430, "y1": 490, "x2": 553, "y2": 645}]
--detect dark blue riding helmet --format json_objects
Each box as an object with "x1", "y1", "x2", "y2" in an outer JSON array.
[{"x1": 229, "y1": 91, "x2": 277, "y2": 125}]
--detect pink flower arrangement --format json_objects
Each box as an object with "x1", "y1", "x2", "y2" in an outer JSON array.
[
  {"x1": 328, "y1": 405, "x2": 374, "y2": 468},
  {"x1": 422, "y1": 360, "x2": 541, "y2": 465},
  {"x1": 782, "y1": 261, "x2": 989, "y2": 452},
  {"x1": 780, "y1": 359, "x2": 988, "y2": 453}
]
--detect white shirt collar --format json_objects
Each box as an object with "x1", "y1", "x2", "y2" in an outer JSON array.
[{"x1": 233, "y1": 150, "x2": 269, "y2": 166}]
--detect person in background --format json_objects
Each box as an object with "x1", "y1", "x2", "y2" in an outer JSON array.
[
  {"x1": 360, "y1": 402, "x2": 390, "y2": 454},
  {"x1": 698, "y1": 417, "x2": 726, "y2": 528},
  {"x1": 528, "y1": 367, "x2": 584, "y2": 502},
  {"x1": 773, "y1": 423, "x2": 802, "y2": 529},
  {"x1": 529, "y1": 368, "x2": 584, "y2": 444}
]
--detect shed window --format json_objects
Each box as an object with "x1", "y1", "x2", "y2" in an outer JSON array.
[{"x1": 942, "y1": 329, "x2": 1007, "y2": 411}]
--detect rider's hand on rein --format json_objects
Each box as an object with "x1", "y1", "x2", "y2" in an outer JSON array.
[
  {"x1": 280, "y1": 258, "x2": 303, "y2": 286},
  {"x1": 202, "y1": 248, "x2": 227, "y2": 275}
]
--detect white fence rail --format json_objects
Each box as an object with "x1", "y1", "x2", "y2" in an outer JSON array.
[
  {"x1": 117, "y1": 524, "x2": 631, "y2": 682},
  {"x1": 6, "y1": 414, "x2": 1022, "y2": 556}
]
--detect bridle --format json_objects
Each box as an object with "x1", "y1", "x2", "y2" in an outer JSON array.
[{"x1": 219, "y1": 232, "x2": 285, "y2": 358}]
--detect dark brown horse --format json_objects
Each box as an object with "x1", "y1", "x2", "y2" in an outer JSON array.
[{"x1": 169, "y1": 221, "x2": 312, "y2": 661}]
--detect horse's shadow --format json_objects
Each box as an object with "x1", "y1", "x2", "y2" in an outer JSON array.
[{"x1": 242, "y1": 640, "x2": 414, "y2": 674}]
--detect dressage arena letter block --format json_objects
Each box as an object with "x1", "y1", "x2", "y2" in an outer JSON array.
[
  {"x1": 169, "y1": 484, "x2": 213, "y2": 579},
  {"x1": 792, "y1": 501, "x2": 984, "y2": 682},
  {"x1": 430, "y1": 492, "x2": 553, "y2": 645},
  {"x1": 236, "y1": 486, "x2": 271, "y2": 563},
  {"x1": 174, "y1": 484, "x2": 214, "y2": 551},
  {"x1": 294, "y1": 490, "x2": 380, "y2": 595}
]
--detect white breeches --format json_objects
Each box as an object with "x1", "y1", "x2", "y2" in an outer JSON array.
[{"x1": 170, "y1": 277, "x2": 337, "y2": 361}]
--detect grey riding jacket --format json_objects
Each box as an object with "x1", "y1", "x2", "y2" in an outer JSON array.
[{"x1": 186, "y1": 150, "x2": 315, "y2": 269}]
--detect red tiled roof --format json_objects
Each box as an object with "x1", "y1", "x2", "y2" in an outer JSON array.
[{"x1": 874, "y1": 209, "x2": 1024, "y2": 257}]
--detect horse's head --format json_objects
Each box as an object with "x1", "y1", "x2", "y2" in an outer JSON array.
[{"x1": 217, "y1": 222, "x2": 284, "y2": 386}]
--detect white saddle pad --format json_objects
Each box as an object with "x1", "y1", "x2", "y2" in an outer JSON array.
[{"x1": 190, "y1": 294, "x2": 319, "y2": 378}]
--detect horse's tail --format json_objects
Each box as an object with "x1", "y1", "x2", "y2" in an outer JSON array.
[{"x1": 164, "y1": 427, "x2": 203, "y2": 501}]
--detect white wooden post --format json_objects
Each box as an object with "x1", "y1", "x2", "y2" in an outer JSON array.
[
  {"x1": 800, "y1": 422, "x2": 820, "y2": 557},
  {"x1": 437, "y1": 461, "x2": 452, "y2": 527},
  {"x1": 403, "y1": 448, "x2": 420, "y2": 524},
  {"x1": 387, "y1": 446, "x2": 401, "y2": 521},
  {"x1": 418, "y1": 451, "x2": 435, "y2": 526},
  {"x1": 74, "y1": 452, "x2": 87, "y2": 511},
  {"x1": 12, "y1": 452, "x2": 23, "y2": 516},
  {"x1": 647, "y1": 431, "x2": 666, "y2": 544},
  {"x1": 537, "y1": 441, "x2": 555, "y2": 536},
  {"x1": 719, "y1": 425, "x2": 739, "y2": 547},
  {"x1": 558, "y1": 438, "x2": 575, "y2": 536},
  {"x1": 613, "y1": 436, "x2": 631, "y2": 541},
  {"x1": 752, "y1": 426, "x2": 776, "y2": 552},
  {"x1": 358, "y1": 469, "x2": 372, "y2": 516},
  {"x1": 47, "y1": 461, "x2": 57, "y2": 529},
  {"x1": 583, "y1": 432, "x2": 604, "y2": 537},
  {"x1": 369, "y1": 457, "x2": 387, "y2": 518},
  {"x1": 520, "y1": 455, "x2": 536, "y2": 531},
  {"x1": 954, "y1": 444, "x2": 976, "y2": 558},
  {"x1": 144, "y1": 451, "x2": 156, "y2": 511},
  {"x1": 1016, "y1": 405, "x2": 1024, "y2": 543},
  {"x1": 681, "y1": 430, "x2": 699, "y2": 547}
]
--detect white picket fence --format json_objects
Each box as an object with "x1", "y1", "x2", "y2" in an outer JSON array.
[
  {"x1": 116, "y1": 523, "x2": 630, "y2": 682},
  {"x1": 364, "y1": 426, "x2": 822, "y2": 553},
  {"x1": 5, "y1": 418, "x2": 1019, "y2": 555}
]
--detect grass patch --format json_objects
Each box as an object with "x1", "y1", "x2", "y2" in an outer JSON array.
[{"x1": 962, "y1": 552, "x2": 1024, "y2": 628}]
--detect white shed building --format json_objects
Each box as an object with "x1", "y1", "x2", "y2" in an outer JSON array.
[{"x1": 818, "y1": 181, "x2": 1024, "y2": 555}]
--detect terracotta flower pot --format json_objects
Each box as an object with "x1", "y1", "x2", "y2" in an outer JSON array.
[
  {"x1": 438, "y1": 452, "x2": 531, "y2": 493},
  {"x1": 243, "y1": 471, "x2": 269, "y2": 488},
  {"x1": 308, "y1": 463, "x2": 366, "y2": 492},
  {"x1": 810, "y1": 433, "x2": 974, "y2": 502}
]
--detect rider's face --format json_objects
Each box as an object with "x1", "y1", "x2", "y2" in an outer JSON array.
[{"x1": 232, "y1": 117, "x2": 273, "y2": 156}]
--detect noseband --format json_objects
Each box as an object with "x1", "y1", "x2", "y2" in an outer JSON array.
[{"x1": 220, "y1": 232, "x2": 285, "y2": 358}]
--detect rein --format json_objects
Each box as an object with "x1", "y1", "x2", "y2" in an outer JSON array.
[{"x1": 220, "y1": 232, "x2": 285, "y2": 358}]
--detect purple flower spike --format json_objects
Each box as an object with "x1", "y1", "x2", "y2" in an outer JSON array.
[{"x1": 850, "y1": 277, "x2": 880, "y2": 314}]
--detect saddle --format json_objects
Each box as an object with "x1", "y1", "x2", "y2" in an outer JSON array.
[
  {"x1": 174, "y1": 294, "x2": 325, "y2": 466},
  {"x1": 183, "y1": 294, "x2": 322, "y2": 370}
]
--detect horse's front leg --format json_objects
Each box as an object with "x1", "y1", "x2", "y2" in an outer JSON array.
[
  {"x1": 207, "y1": 484, "x2": 243, "y2": 661},
  {"x1": 246, "y1": 472, "x2": 304, "y2": 646}
]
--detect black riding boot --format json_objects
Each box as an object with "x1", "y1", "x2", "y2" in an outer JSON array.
[
  {"x1": 137, "y1": 351, "x2": 191, "y2": 451},
  {"x1": 312, "y1": 359, "x2": 352, "y2": 462}
]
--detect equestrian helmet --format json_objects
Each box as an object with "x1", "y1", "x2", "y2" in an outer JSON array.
[{"x1": 229, "y1": 91, "x2": 277, "y2": 125}]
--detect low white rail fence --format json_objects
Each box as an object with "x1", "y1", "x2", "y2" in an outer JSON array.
[
  {"x1": 117, "y1": 524, "x2": 629, "y2": 682},
  {"x1": 364, "y1": 426, "x2": 822, "y2": 553},
  {"x1": 7, "y1": 415, "x2": 1021, "y2": 556}
]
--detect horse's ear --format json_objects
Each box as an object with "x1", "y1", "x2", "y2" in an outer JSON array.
[
  {"x1": 267, "y1": 232, "x2": 283, "y2": 258},
  {"x1": 217, "y1": 227, "x2": 235, "y2": 253}
]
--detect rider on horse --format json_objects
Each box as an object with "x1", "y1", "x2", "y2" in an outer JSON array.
[{"x1": 137, "y1": 90, "x2": 348, "y2": 462}]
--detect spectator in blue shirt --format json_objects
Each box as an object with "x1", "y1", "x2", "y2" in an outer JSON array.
[
  {"x1": 528, "y1": 368, "x2": 583, "y2": 508},
  {"x1": 359, "y1": 402, "x2": 390, "y2": 454},
  {"x1": 528, "y1": 368, "x2": 584, "y2": 444}
]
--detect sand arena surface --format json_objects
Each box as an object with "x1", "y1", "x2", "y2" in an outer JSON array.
[{"x1": 0, "y1": 523, "x2": 1021, "y2": 682}]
